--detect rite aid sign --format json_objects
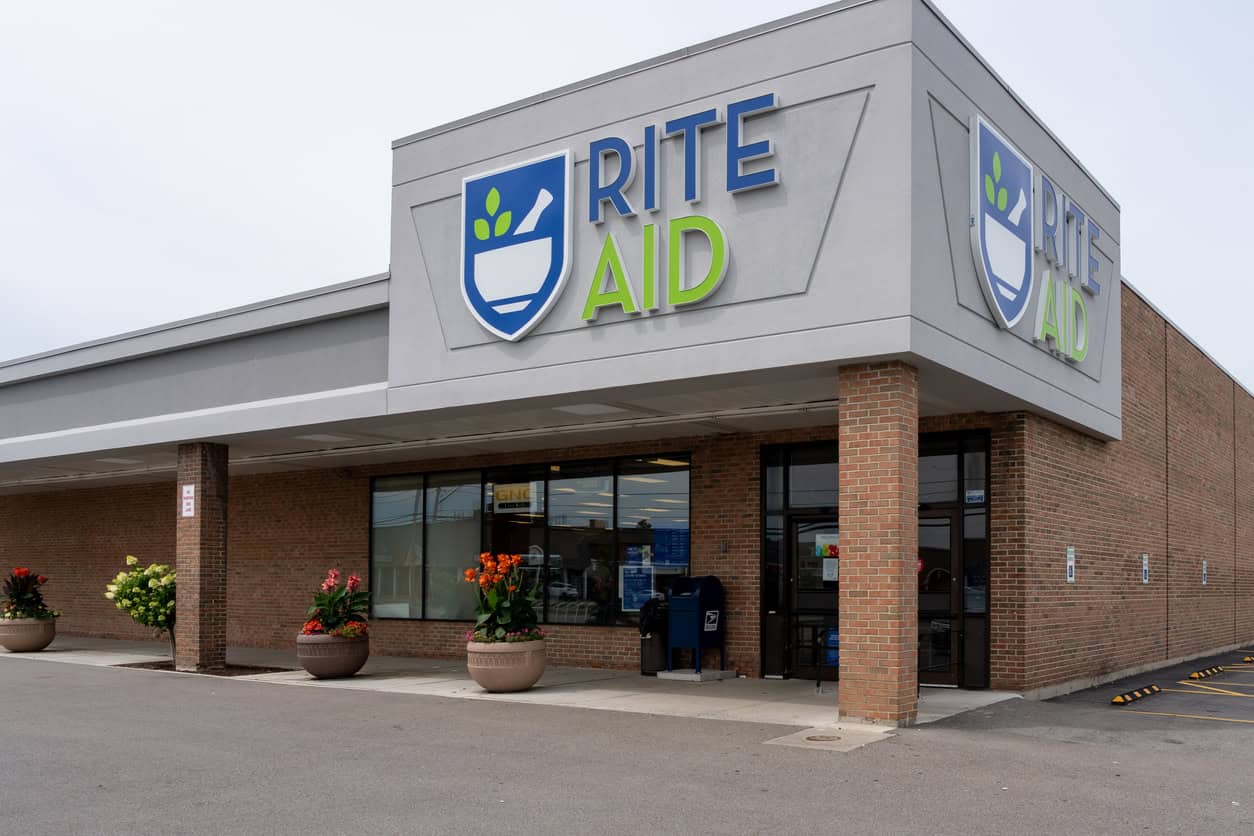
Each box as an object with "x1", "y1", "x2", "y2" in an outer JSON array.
[
  {"x1": 460, "y1": 94, "x2": 779, "y2": 341},
  {"x1": 970, "y1": 114, "x2": 1104, "y2": 365}
]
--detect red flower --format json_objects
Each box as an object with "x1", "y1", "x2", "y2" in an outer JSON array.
[
  {"x1": 346, "y1": 574, "x2": 361, "y2": 593},
  {"x1": 36, "y1": 575, "x2": 47, "y2": 585},
  {"x1": 301, "y1": 619, "x2": 324, "y2": 635},
  {"x1": 13, "y1": 568, "x2": 30, "y2": 578}
]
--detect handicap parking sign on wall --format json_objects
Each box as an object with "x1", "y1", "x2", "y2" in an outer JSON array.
[{"x1": 461, "y1": 150, "x2": 572, "y2": 341}]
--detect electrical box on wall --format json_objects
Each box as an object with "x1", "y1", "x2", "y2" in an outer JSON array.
[
  {"x1": 1066, "y1": 546, "x2": 1076, "y2": 583},
  {"x1": 1141, "y1": 553, "x2": 1149, "y2": 585}
]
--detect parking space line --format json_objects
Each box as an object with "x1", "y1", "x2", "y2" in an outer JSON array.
[
  {"x1": 1173, "y1": 681, "x2": 1254, "y2": 698},
  {"x1": 1124, "y1": 710, "x2": 1254, "y2": 725},
  {"x1": 1160, "y1": 688, "x2": 1246, "y2": 698},
  {"x1": 1179, "y1": 679, "x2": 1254, "y2": 690}
]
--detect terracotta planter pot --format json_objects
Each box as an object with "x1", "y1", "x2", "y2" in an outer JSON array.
[
  {"x1": 0, "y1": 617, "x2": 57, "y2": 652},
  {"x1": 466, "y1": 639, "x2": 547, "y2": 692},
  {"x1": 296, "y1": 633, "x2": 369, "y2": 679}
]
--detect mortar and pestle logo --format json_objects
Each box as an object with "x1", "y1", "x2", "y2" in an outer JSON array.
[
  {"x1": 461, "y1": 150, "x2": 572, "y2": 342},
  {"x1": 970, "y1": 117, "x2": 1034, "y2": 330},
  {"x1": 982, "y1": 151, "x2": 1029, "y2": 301},
  {"x1": 470, "y1": 186, "x2": 556, "y2": 313}
]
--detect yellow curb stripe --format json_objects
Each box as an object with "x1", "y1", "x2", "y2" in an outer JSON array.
[{"x1": 1124, "y1": 709, "x2": 1254, "y2": 725}]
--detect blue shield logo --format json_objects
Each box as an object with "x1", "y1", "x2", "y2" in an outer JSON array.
[
  {"x1": 971, "y1": 117, "x2": 1033, "y2": 329},
  {"x1": 461, "y1": 151, "x2": 572, "y2": 341}
]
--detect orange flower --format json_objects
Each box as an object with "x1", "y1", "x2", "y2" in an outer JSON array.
[
  {"x1": 507, "y1": 584, "x2": 518, "y2": 592},
  {"x1": 463, "y1": 568, "x2": 476, "y2": 583},
  {"x1": 479, "y1": 552, "x2": 491, "y2": 565}
]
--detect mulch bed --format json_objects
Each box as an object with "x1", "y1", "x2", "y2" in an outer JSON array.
[{"x1": 117, "y1": 661, "x2": 292, "y2": 677}]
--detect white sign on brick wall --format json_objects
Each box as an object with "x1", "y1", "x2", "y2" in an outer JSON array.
[{"x1": 181, "y1": 484, "x2": 195, "y2": 518}]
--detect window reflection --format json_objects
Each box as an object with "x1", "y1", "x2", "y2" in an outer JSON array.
[
  {"x1": 919, "y1": 454, "x2": 958, "y2": 504},
  {"x1": 962, "y1": 508, "x2": 988, "y2": 614},
  {"x1": 370, "y1": 476, "x2": 423, "y2": 619},
  {"x1": 549, "y1": 462, "x2": 616, "y2": 625},
  {"x1": 788, "y1": 445, "x2": 838, "y2": 508},
  {"x1": 424, "y1": 472, "x2": 482, "y2": 620},
  {"x1": 484, "y1": 467, "x2": 547, "y2": 617}
]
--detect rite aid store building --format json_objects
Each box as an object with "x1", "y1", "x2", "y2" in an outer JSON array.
[{"x1": 2, "y1": 0, "x2": 1252, "y2": 725}]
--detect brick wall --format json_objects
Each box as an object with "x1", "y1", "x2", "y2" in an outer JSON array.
[
  {"x1": 3, "y1": 284, "x2": 1252, "y2": 692},
  {"x1": 837, "y1": 361, "x2": 919, "y2": 724},
  {"x1": 0, "y1": 482, "x2": 172, "y2": 640},
  {"x1": 1011, "y1": 289, "x2": 1248, "y2": 692},
  {"x1": 175, "y1": 442, "x2": 229, "y2": 670}
]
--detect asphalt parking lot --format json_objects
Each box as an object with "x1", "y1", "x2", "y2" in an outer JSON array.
[
  {"x1": 4, "y1": 648, "x2": 1254, "y2": 834},
  {"x1": 1054, "y1": 647, "x2": 1254, "y2": 727}
]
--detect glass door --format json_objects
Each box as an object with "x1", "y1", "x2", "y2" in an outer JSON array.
[
  {"x1": 790, "y1": 516, "x2": 839, "y2": 678},
  {"x1": 918, "y1": 510, "x2": 961, "y2": 686}
]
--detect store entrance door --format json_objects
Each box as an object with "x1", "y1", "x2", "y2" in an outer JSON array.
[
  {"x1": 762, "y1": 515, "x2": 839, "y2": 678},
  {"x1": 918, "y1": 510, "x2": 962, "y2": 686}
]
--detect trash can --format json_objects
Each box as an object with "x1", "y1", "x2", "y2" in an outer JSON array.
[
  {"x1": 666, "y1": 575, "x2": 726, "y2": 673},
  {"x1": 638, "y1": 597, "x2": 668, "y2": 675}
]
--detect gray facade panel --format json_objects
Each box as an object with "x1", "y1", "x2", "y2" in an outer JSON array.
[
  {"x1": 0, "y1": 310, "x2": 388, "y2": 438},
  {"x1": 906, "y1": 1, "x2": 1122, "y2": 435},
  {"x1": 389, "y1": 2, "x2": 918, "y2": 398}
]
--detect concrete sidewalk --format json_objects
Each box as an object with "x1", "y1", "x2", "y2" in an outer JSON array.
[{"x1": 2, "y1": 636, "x2": 1017, "y2": 730}]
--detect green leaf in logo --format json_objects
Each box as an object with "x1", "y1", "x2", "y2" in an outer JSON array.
[
  {"x1": 997, "y1": 187, "x2": 1008, "y2": 212},
  {"x1": 474, "y1": 218, "x2": 490, "y2": 241},
  {"x1": 494, "y1": 210, "x2": 512, "y2": 237},
  {"x1": 984, "y1": 173, "x2": 995, "y2": 205},
  {"x1": 992, "y1": 151, "x2": 1002, "y2": 183},
  {"x1": 485, "y1": 187, "x2": 500, "y2": 217}
]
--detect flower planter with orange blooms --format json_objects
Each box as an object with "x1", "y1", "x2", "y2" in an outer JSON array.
[
  {"x1": 1, "y1": 567, "x2": 60, "y2": 653},
  {"x1": 296, "y1": 568, "x2": 371, "y2": 679},
  {"x1": 464, "y1": 552, "x2": 547, "y2": 692}
]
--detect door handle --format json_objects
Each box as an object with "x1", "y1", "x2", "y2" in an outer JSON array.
[{"x1": 767, "y1": 610, "x2": 778, "y2": 615}]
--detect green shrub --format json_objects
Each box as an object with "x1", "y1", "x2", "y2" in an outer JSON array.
[{"x1": 105, "y1": 555, "x2": 176, "y2": 647}]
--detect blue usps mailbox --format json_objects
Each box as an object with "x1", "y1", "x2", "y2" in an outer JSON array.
[{"x1": 666, "y1": 576, "x2": 726, "y2": 673}]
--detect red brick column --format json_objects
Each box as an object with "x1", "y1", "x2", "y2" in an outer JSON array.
[
  {"x1": 837, "y1": 362, "x2": 919, "y2": 725},
  {"x1": 175, "y1": 442, "x2": 228, "y2": 671}
]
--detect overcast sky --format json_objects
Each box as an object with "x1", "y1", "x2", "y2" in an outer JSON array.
[{"x1": 2, "y1": 1, "x2": 1251, "y2": 388}]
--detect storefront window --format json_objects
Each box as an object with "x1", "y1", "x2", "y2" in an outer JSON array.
[
  {"x1": 963, "y1": 449, "x2": 987, "y2": 503},
  {"x1": 371, "y1": 454, "x2": 691, "y2": 626},
  {"x1": 484, "y1": 466, "x2": 548, "y2": 617},
  {"x1": 549, "y1": 462, "x2": 616, "y2": 625},
  {"x1": 764, "y1": 449, "x2": 785, "y2": 512},
  {"x1": 787, "y1": 444, "x2": 838, "y2": 508},
  {"x1": 919, "y1": 452, "x2": 958, "y2": 504},
  {"x1": 370, "y1": 476, "x2": 423, "y2": 619},
  {"x1": 424, "y1": 472, "x2": 482, "y2": 620},
  {"x1": 618, "y1": 457, "x2": 690, "y2": 622},
  {"x1": 962, "y1": 508, "x2": 988, "y2": 614}
]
